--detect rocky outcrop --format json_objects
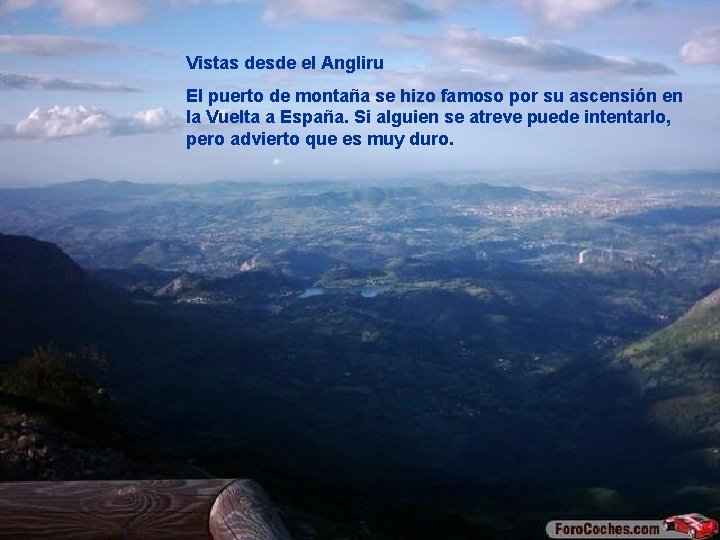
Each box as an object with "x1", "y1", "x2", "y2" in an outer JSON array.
[{"x1": 0, "y1": 410, "x2": 138, "y2": 481}]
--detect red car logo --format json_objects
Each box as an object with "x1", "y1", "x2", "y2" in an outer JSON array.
[{"x1": 664, "y1": 514, "x2": 719, "y2": 539}]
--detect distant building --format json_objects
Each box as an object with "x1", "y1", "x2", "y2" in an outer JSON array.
[{"x1": 578, "y1": 249, "x2": 591, "y2": 265}]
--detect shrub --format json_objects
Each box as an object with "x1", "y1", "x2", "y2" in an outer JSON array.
[{"x1": 1, "y1": 346, "x2": 109, "y2": 416}]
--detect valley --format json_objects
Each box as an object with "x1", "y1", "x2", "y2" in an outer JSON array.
[{"x1": 1, "y1": 172, "x2": 720, "y2": 538}]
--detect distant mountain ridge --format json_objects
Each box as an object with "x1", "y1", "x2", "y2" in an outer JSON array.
[{"x1": 0, "y1": 178, "x2": 548, "y2": 203}]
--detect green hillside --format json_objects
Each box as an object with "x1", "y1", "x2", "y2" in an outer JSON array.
[{"x1": 621, "y1": 289, "x2": 720, "y2": 439}]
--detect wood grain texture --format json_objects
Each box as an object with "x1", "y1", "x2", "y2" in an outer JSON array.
[
  {"x1": 209, "y1": 480, "x2": 291, "y2": 540},
  {"x1": 0, "y1": 479, "x2": 292, "y2": 540}
]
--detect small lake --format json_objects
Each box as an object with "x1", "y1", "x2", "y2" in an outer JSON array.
[
  {"x1": 299, "y1": 287, "x2": 326, "y2": 298},
  {"x1": 360, "y1": 286, "x2": 390, "y2": 298},
  {"x1": 298, "y1": 286, "x2": 390, "y2": 299}
]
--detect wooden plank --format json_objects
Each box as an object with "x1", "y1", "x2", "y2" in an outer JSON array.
[
  {"x1": 0, "y1": 479, "x2": 292, "y2": 539},
  {"x1": 209, "y1": 480, "x2": 292, "y2": 540}
]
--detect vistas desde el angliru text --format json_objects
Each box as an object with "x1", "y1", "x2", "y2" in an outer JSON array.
[{"x1": 185, "y1": 55, "x2": 384, "y2": 74}]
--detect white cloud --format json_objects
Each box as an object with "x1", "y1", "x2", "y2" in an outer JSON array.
[
  {"x1": 518, "y1": 0, "x2": 632, "y2": 27},
  {"x1": 397, "y1": 26, "x2": 673, "y2": 75},
  {"x1": 681, "y1": 26, "x2": 720, "y2": 65},
  {"x1": 0, "y1": 71, "x2": 139, "y2": 92},
  {"x1": 1, "y1": 105, "x2": 181, "y2": 140},
  {"x1": 0, "y1": 34, "x2": 142, "y2": 56},
  {"x1": 57, "y1": 0, "x2": 146, "y2": 26},
  {"x1": 117, "y1": 106, "x2": 182, "y2": 135},
  {"x1": 0, "y1": 0, "x2": 147, "y2": 26},
  {"x1": 15, "y1": 105, "x2": 111, "y2": 138},
  {"x1": 452, "y1": 0, "x2": 651, "y2": 27},
  {"x1": 262, "y1": 0, "x2": 435, "y2": 23}
]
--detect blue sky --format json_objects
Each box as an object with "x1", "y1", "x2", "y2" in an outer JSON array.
[{"x1": 0, "y1": 0, "x2": 718, "y2": 184}]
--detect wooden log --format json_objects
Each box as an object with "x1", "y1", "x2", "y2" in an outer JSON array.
[
  {"x1": 0, "y1": 479, "x2": 292, "y2": 540},
  {"x1": 209, "y1": 480, "x2": 292, "y2": 540}
]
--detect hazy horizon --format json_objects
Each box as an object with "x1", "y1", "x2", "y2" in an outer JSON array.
[{"x1": 2, "y1": 167, "x2": 719, "y2": 190}]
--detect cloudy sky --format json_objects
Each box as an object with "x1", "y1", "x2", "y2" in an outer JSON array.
[{"x1": 0, "y1": 0, "x2": 718, "y2": 184}]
